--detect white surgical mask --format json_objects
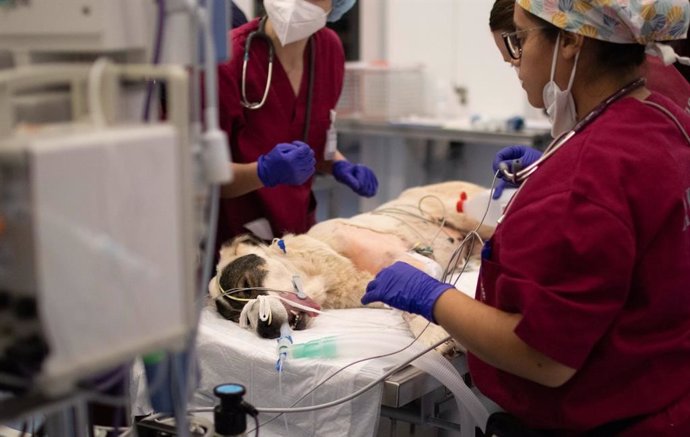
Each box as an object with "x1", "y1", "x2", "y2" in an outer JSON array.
[
  {"x1": 264, "y1": 0, "x2": 328, "y2": 47},
  {"x1": 542, "y1": 33, "x2": 580, "y2": 138}
]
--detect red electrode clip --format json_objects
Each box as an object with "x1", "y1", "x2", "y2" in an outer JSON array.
[{"x1": 456, "y1": 191, "x2": 468, "y2": 213}]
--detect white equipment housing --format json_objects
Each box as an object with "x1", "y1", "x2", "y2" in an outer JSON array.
[
  {"x1": 0, "y1": 124, "x2": 196, "y2": 394},
  {"x1": 0, "y1": 56, "x2": 198, "y2": 395},
  {"x1": 0, "y1": 0, "x2": 153, "y2": 59}
]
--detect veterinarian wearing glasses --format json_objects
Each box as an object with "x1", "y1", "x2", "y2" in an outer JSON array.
[
  {"x1": 362, "y1": 1, "x2": 690, "y2": 435},
  {"x1": 489, "y1": 0, "x2": 690, "y2": 201},
  {"x1": 215, "y1": 0, "x2": 378, "y2": 249}
]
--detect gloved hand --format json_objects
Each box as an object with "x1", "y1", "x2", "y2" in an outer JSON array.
[
  {"x1": 491, "y1": 145, "x2": 543, "y2": 199},
  {"x1": 332, "y1": 160, "x2": 378, "y2": 197},
  {"x1": 361, "y1": 261, "x2": 453, "y2": 323},
  {"x1": 257, "y1": 141, "x2": 316, "y2": 187}
]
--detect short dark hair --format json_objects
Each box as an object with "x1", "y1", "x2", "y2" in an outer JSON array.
[
  {"x1": 591, "y1": 41, "x2": 646, "y2": 72},
  {"x1": 532, "y1": 14, "x2": 646, "y2": 74},
  {"x1": 489, "y1": 0, "x2": 516, "y2": 33}
]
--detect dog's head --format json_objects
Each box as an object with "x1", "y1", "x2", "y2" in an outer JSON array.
[{"x1": 209, "y1": 234, "x2": 322, "y2": 339}]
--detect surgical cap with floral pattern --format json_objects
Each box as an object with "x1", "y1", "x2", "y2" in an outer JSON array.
[{"x1": 515, "y1": 0, "x2": 690, "y2": 44}]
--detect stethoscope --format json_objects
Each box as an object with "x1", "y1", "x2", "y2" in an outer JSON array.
[
  {"x1": 495, "y1": 77, "x2": 647, "y2": 225},
  {"x1": 241, "y1": 16, "x2": 316, "y2": 142},
  {"x1": 499, "y1": 77, "x2": 647, "y2": 185}
]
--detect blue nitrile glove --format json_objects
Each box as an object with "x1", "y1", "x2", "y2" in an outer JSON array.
[
  {"x1": 491, "y1": 145, "x2": 543, "y2": 199},
  {"x1": 361, "y1": 261, "x2": 453, "y2": 323},
  {"x1": 332, "y1": 160, "x2": 379, "y2": 197},
  {"x1": 257, "y1": 141, "x2": 316, "y2": 187}
]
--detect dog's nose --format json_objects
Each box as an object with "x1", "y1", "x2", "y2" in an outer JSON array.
[{"x1": 256, "y1": 320, "x2": 281, "y2": 339}]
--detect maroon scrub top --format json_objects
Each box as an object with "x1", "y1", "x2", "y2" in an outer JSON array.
[
  {"x1": 469, "y1": 93, "x2": 690, "y2": 434},
  {"x1": 216, "y1": 18, "x2": 344, "y2": 247},
  {"x1": 645, "y1": 55, "x2": 690, "y2": 113}
]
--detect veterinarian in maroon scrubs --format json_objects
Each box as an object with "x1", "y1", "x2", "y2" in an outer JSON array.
[
  {"x1": 361, "y1": 1, "x2": 690, "y2": 435},
  {"x1": 216, "y1": 0, "x2": 377, "y2": 249},
  {"x1": 488, "y1": 0, "x2": 690, "y2": 200}
]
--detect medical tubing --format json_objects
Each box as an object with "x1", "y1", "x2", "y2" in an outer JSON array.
[
  {"x1": 143, "y1": 0, "x2": 166, "y2": 121},
  {"x1": 513, "y1": 78, "x2": 646, "y2": 184},
  {"x1": 269, "y1": 294, "x2": 408, "y2": 332},
  {"x1": 258, "y1": 336, "x2": 448, "y2": 413},
  {"x1": 419, "y1": 195, "x2": 448, "y2": 247},
  {"x1": 87, "y1": 363, "x2": 132, "y2": 392},
  {"x1": 200, "y1": 0, "x2": 232, "y2": 184},
  {"x1": 172, "y1": 353, "x2": 191, "y2": 437},
  {"x1": 302, "y1": 37, "x2": 315, "y2": 142},
  {"x1": 248, "y1": 323, "x2": 434, "y2": 433},
  {"x1": 442, "y1": 172, "x2": 497, "y2": 280},
  {"x1": 288, "y1": 336, "x2": 337, "y2": 359},
  {"x1": 216, "y1": 288, "x2": 411, "y2": 332},
  {"x1": 287, "y1": 334, "x2": 422, "y2": 360},
  {"x1": 258, "y1": 338, "x2": 427, "y2": 412},
  {"x1": 643, "y1": 100, "x2": 690, "y2": 145},
  {"x1": 163, "y1": 5, "x2": 220, "y2": 437},
  {"x1": 288, "y1": 335, "x2": 489, "y2": 425},
  {"x1": 199, "y1": 184, "x2": 220, "y2": 312},
  {"x1": 197, "y1": 0, "x2": 219, "y2": 131},
  {"x1": 192, "y1": 0, "x2": 224, "y2": 423},
  {"x1": 284, "y1": 334, "x2": 487, "y2": 429},
  {"x1": 190, "y1": 336, "x2": 450, "y2": 416},
  {"x1": 410, "y1": 350, "x2": 489, "y2": 433}
]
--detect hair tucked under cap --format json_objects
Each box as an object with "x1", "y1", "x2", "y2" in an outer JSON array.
[
  {"x1": 515, "y1": 0, "x2": 690, "y2": 44},
  {"x1": 328, "y1": 0, "x2": 356, "y2": 22}
]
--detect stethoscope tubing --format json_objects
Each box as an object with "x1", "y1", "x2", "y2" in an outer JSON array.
[
  {"x1": 500, "y1": 77, "x2": 647, "y2": 184},
  {"x1": 241, "y1": 18, "x2": 274, "y2": 110},
  {"x1": 498, "y1": 78, "x2": 690, "y2": 224},
  {"x1": 499, "y1": 129, "x2": 575, "y2": 184},
  {"x1": 239, "y1": 16, "x2": 316, "y2": 143}
]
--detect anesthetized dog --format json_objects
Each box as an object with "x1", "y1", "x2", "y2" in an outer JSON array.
[{"x1": 208, "y1": 181, "x2": 494, "y2": 349}]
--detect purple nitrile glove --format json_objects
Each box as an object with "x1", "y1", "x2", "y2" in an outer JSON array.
[
  {"x1": 491, "y1": 145, "x2": 543, "y2": 199},
  {"x1": 331, "y1": 160, "x2": 379, "y2": 197},
  {"x1": 257, "y1": 141, "x2": 316, "y2": 187},
  {"x1": 361, "y1": 261, "x2": 453, "y2": 323}
]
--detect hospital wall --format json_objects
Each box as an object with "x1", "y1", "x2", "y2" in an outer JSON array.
[
  {"x1": 360, "y1": 0, "x2": 539, "y2": 121},
  {"x1": 234, "y1": 0, "x2": 255, "y2": 17},
  {"x1": 236, "y1": 0, "x2": 537, "y2": 120}
]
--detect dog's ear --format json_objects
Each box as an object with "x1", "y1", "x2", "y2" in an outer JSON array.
[
  {"x1": 241, "y1": 233, "x2": 267, "y2": 247},
  {"x1": 221, "y1": 233, "x2": 266, "y2": 249},
  {"x1": 209, "y1": 273, "x2": 243, "y2": 322},
  {"x1": 218, "y1": 233, "x2": 267, "y2": 262},
  {"x1": 215, "y1": 298, "x2": 242, "y2": 323}
]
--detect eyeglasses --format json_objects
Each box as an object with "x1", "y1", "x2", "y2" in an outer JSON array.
[{"x1": 501, "y1": 27, "x2": 547, "y2": 60}]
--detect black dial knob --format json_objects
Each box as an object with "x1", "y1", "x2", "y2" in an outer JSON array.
[
  {"x1": 214, "y1": 383, "x2": 248, "y2": 436},
  {"x1": 214, "y1": 383, "x2": 246, "y2": 403}
]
